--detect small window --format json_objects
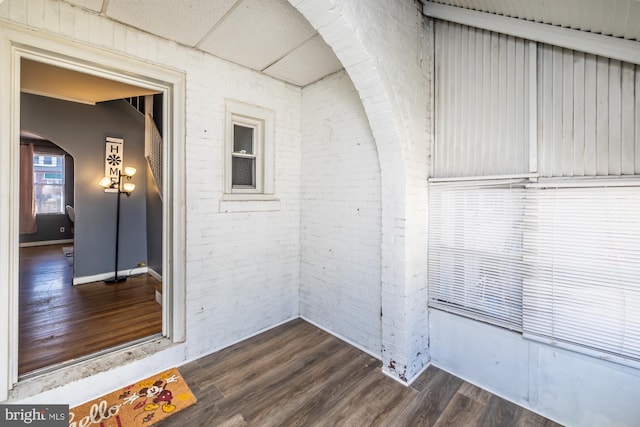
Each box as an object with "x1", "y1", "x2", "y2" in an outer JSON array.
[
  {"x1": 225, "y1": 100, "x2": 274, "y2": 197},
  {"x1": 33, "y1": 153, "x2": 65, "y2": 214},
  {"x1": 232, "y1": 122, "x2": 259, "y2": 190}
]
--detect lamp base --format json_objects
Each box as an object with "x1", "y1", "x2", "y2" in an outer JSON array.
[{"x1": 104, "y1": 276, "x2": 127, "y2": 284}]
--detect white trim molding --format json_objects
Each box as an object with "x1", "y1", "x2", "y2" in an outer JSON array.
[
  {"x1": 423, "y1": 2, "x2": 640, "y2": 66},
  {"x1": 0, "y1": 23, "x2": 187, "y2": 400},
  {"x1": 223, "y1": 98, "x2": 275, "y2": 197},
  {"x1": 72, "y1": 266, "x2": 149, "y2": 286}
]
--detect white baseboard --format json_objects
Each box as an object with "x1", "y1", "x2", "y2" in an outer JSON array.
[
  {"x1": 147, "y1": 268, "x2": 162, "y2": 282},
  {"x1": 19, "y1": 239, "x2": 74, "y2": 248},
  {"x1": 73, "y1": 266, "x2": 148, "y2": 285},
  {"x1": 299, "y1": 315, "x2": 382, "y2": 360},
  {"x1": 404, "y1": 360, "x2": 432, "y2": 387},
  {"x1": 177, "y1": 316, "x2": 299, "y2": 368}
]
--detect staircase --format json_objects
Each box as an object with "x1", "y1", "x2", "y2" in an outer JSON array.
[{"x1": 145, "y1": 113, "x2": 163, "y2": 199}]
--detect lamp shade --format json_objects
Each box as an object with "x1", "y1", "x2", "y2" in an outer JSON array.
[
  {"x1": 123, "y1": 182, "x2": 136, "y2": 193},
  {"x1": 124, "y1": 167, "x2": 137, "y2": 177},
  {"x1": 99, "y1": 177, "x2": 113, "y2": 188}
]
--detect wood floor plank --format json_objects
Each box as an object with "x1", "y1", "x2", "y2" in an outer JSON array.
[
  {"x1": 459, "y1": 381, "x2": 493, "y2": 406},
  {"x1": 478, "y1": 394, "x2": 524, "y2": 427},
  {"x1": 158, "y1": 322, "x2": 564, "y2": 427},
  {"x1": 372, "y1": 365, "x2": 464, "y2": 426},
  {"x1": 175, "y1": 360, "x2": 224, "y2": 401},
  {"x1": 214, "y1": 335, "x2": 347, "y2": 422},
  {"x1": 301, "y1": 355, "x2": 402, "y2": 427},
  {"x1": 212, "y1": 327, "x2": 330, "y2": 397},
  {"x1": 19, "y1": 244, "x2": 162, "y2": 375},
  {"x1": 331, "y1": 375, "x2": 416, "y2": 427},
  {"x1": 432, "y1": 392, "x2": 486, "y2": 427},
  {"x1": 284, "y1": 354, "x2": 382, "y2": 427},
  {"x1": 195, "y1": 319, "x2": 317, "y2": 379},
  {"x1": 242, "y1": 343, "x2": 365, "y2": 426},
  {"x1": 517, "y1": 409, "x2": 564, "y2": 427}
]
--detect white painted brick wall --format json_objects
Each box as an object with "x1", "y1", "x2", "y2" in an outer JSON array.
[
  {"x1": 0, "y1": 0, "x2": 301, "y2": 402},
  {"x1": 300, "y1": 70, "x2": 381, "y2": 356},
  {"x1": 182, "y1": 50, "x2": 302, "y2": 357},
  {"x1": 294, "y1": 0, "x2": 431, "y2": 382},
  {"x1": 1, "y1": 0, "x2": 431, "y2": 403}
]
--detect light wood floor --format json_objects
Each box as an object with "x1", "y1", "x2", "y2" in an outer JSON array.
[
  {"x1": 160, "y1": 319, "x2": 563, "y2": 427},
  {"x1": 19, "y1": 244, "x2": 162, "y2": 376}
]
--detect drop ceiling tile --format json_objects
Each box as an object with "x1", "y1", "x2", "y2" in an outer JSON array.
[
  {"x1": 198, "y1": 0, "x2": 317, "y2": 71},
  {"x1": 263, "y1": 34, "x2": 343, "y2": 86},
  {"x1": 106, "y1": 0, "x2": 238, "y2": 46}
]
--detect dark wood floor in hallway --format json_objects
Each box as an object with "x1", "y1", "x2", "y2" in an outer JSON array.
[
  {"x1": 19, "y1": 244, "x2": 162, "y2": 375},
  {"x1": 161, "y1": 319, "x2": 562, "y2": 427}
]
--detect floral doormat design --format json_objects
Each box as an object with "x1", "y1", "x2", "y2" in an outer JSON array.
[{"x1": 70, "y1": 368, "x2": 197, "y2": 426}]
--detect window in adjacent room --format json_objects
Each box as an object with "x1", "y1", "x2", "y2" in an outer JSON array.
[
  {"x1": 224, "y1": 99, "x2": 274, "y2": 196},
  {"x1": 33, "y1": 153, "x2": 65, "y2": 214}
]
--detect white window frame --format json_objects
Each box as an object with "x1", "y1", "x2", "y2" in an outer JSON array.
[
  {"x1": 33, "y1": 152, "x2": 65, "y2": 215},
  {"x1": 224, "y1": 99, "x2": 275, "y2": 198}
]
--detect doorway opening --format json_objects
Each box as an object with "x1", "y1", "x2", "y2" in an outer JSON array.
[
  {"x1": 18, "y1": 60, "x2": 164, "y2": 378},
  {"x1": 3, "y1": 38, "x2": 186, "y2": 394}
]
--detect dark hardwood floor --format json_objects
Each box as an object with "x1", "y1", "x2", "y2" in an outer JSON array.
[
  {"x1": 19, "y1": 244, "x2": 162, "y2": 376},
  {"x1": 161, "y1": 319, "x2": 563, "y2": 427}
]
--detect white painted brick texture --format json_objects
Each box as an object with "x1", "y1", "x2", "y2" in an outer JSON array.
[
  {"x1": 0, "y1": 0, "x2": 301, "y2": 398},
  {"x1": 183, "y1": 51, "x2": 302, "y2": 357},
  {"x1": 294, "y1": 0, "x2": 431, "y2": 382},
  {"x1": 1, "y1": 0, "x2": 430, "y2": 401},
  {"x1": 301, "y1": 70, "x2": 382, "y2": 356}
]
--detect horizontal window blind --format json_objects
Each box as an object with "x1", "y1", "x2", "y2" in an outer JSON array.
[
  {"x1": 428, "y1": 179, "x2": 527, "y2": 331},
  {"x1": 523, "y1": 184, "x2": 640, "y2": 365}
]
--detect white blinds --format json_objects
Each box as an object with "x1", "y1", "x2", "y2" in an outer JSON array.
[
  {"x1": 428, "y1": 180, "x2": 527, "y2": 331},
  {"x1": 523, "y1": 183, "x2": 640, "y2": 364}
]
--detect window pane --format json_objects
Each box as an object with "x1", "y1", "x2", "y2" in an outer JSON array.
[
  {"x1": 523, "y1": 185, "x2": 640, "y2": 364},
  {"x1": 232, "y1": 156, "x2": 255, "y2": 188},
  {"x1": 33, "y1": 154, "x2": 65, "y2": 214},
  {"x1": 428, "y1": 181, "x2": 527, "y2": 331},
  {"x1": 34, "y1": 184, "x2": 64, "y2": 214},
  {"x1": 233, "y1": 125, "x2": 254, "y2": 154}
]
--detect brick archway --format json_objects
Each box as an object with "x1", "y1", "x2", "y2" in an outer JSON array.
[{"x1": 290, "y1": 0, "x2": 431, "y2": 383}]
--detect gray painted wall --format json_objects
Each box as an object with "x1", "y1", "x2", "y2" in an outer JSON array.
[{"x1": 21, "y1": 93, "x2": 148, "y2": 278}]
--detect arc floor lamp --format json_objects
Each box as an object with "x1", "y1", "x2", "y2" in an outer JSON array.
[{"x1": 99, "y1": 166, "x2": 136, "y2": 283}]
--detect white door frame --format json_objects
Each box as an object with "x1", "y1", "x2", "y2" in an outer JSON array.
[{"x1": 0, "y1": 25, "x2": 186, "y2": 400}]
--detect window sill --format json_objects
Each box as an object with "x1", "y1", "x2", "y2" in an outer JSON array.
[{"x1": 219, "y1": 194, "x2": 280, "y2": 212}]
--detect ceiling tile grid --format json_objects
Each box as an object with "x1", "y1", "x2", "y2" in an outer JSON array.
[
  {"x1": 64, "y1": 0, "x2": 344, "y2": 87},
  {"x1": 106, "y1": 0, "x2": 238, "y2": 46},
  {"x1": 263, "y1": 34, "x2": 344, "y2": 86},
  {"x1": 197, "y1": 0, "x2": 317, "y2": 71}
]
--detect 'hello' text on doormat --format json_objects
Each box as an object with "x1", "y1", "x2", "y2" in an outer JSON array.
[{"x1": 70, "y1": 368, "x2": 197, "y2": 427}]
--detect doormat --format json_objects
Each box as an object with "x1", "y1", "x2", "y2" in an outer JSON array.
[
  {"x1": 62, "y1": 246, "x2": 73, "y2": 267},
  {"x1": 70, "y1": 368, "x2": 197, "y2": 426}
]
